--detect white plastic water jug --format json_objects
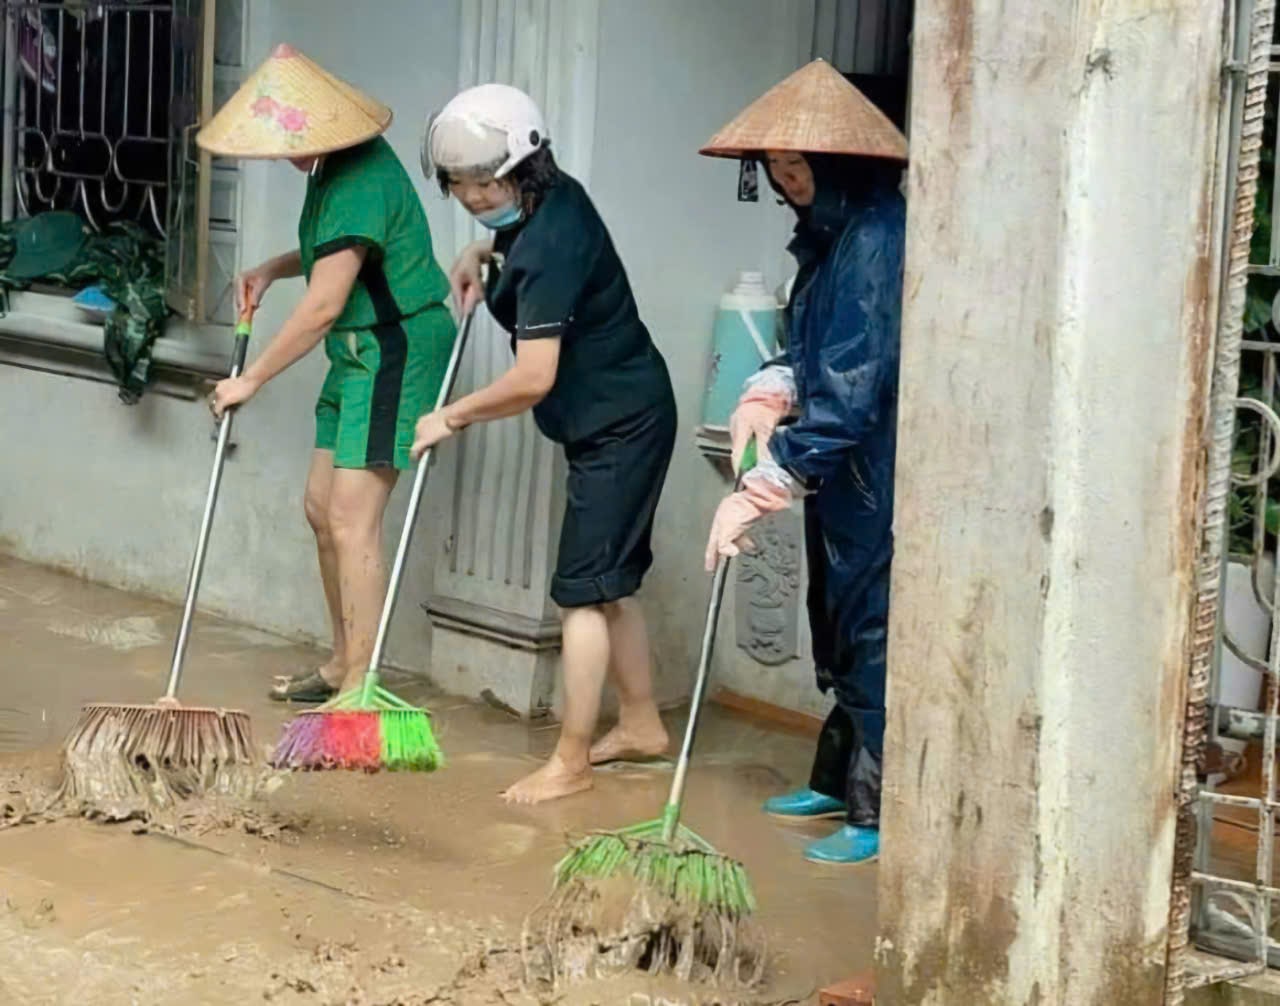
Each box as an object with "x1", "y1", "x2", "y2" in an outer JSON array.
[{"x1": 702, "y1": 271, "x2": 779, "y2": 428}]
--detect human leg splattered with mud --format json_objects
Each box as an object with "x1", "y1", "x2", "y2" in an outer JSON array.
[
  {"x1": 273, "y1": 454, "x2": 397, "y2": 702},
  {"x1": 502, "y1": 604, "x2": 608, "y2": 804},
  {"x1": 505, "y1": 596, "x2": 669, "y2": 801},
  {"x1": 300, "y1": 450, "x2": 348, "y2": 689},
  {"x1": 589, "y1": 597, "x2": 668, "y2": 764},
  {"x1": 507, "y1": 405, "x2": 675, "y2": 797},
  {"x1": 327, "y1": 467, "x2": 399, "y2": 695}
]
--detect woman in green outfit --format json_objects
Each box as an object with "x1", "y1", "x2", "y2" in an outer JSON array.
[{"x1": 198, "y1": 45, "x2": 455, "y2": 700}]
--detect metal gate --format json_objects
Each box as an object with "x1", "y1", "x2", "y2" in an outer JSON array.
[{"x1": 1169, "y1": 0, "x2": 1280, "y2": 997}]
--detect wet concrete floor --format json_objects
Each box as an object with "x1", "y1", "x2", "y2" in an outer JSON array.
[{"x1": 0, "y1": 554, "x2": 873, "y2": 1004}]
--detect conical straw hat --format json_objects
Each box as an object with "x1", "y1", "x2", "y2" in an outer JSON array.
[
  {"x1": 700, "y1": 59, "x2": 907, "y2": 162},
  {"x1": 197, "y1": 44, "x2": 391, "y2": 159}
]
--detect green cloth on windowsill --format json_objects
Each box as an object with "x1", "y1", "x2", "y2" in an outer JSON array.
[{"x1": 0, "y1": 214, "x2": 171, "y2": 404}]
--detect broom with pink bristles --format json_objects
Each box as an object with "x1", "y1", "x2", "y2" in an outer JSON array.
[{"x1": 270, "y1": 311, "x2": 473, "y2": 773}]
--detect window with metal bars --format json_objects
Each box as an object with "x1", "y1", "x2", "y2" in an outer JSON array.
[{"x1": 0, "y1": 0, "x2": 242, "y2": 333}]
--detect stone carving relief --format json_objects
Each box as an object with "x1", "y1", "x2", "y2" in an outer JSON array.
[{"x1": 734, "y1": 511, "x2": 803, "y2": 666}]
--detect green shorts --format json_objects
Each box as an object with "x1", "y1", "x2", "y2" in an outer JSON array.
[{"x1": 315, "y1": 304, "x2": 456, "y2": 470}]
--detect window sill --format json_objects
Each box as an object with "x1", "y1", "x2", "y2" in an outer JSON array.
[{"x1": 0, "y1": 291, "x2": 233, "y2": 400}]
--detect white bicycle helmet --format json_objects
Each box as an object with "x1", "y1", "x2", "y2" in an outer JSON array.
[{"x1": 423, "y1": 83, "x2": 548, "y2": 180}]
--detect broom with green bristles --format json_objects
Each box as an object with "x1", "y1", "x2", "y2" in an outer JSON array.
[
  {"x1": 524, "y1": 440, "x2": 765, "y2": 988},
  {"x1": 269, "y1": 312, "x2": 473, "y2": 773}
]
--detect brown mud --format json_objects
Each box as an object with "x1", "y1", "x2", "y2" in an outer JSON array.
[{"x1": 0, "y1": 555, "x2": 871, "y2": 1004}]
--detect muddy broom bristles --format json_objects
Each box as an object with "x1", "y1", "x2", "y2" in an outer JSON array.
[
  {"x1": 55, "y1": 310, "x2": 261, "y2": 821},
  {"x1": 57, "y1": 702, "x2": 257, "y2": 819},
  {"x1": 523, "y1": 815, "x2": 763, "y2": 988},
  {"x1": 524, "y1": 876, "x2": 766, "y2": 988}
]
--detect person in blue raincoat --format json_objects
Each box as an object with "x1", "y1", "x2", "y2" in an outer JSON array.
[{"x1": 701, "y1": 60, "x2": 908, "y2": 865}]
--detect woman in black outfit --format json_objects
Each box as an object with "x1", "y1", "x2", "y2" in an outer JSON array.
[{"x1": 412, "y1": 84, "x2": 677, "y2": 804}]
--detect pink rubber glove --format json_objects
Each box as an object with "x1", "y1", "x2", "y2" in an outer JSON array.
[
  {"x1": 728, "y1": 368, "x2": 795, "y2": 471},
  {"x1": 730, "y1": 396, "x2": 786, "y2": 470},
  {"x1": 704, "y1": 463, "x2": 796, "y2": 571}
]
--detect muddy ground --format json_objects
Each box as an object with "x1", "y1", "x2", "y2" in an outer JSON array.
[{"x1": 0, "y1": 556, "x2": 874, "y2": 1004}]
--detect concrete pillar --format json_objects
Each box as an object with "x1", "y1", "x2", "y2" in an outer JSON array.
[
  {"x1": 424, "y1": 0, "x2": 600, "y2": 716},
  {"x1": 876, "y1": 2, "x2": 1226, "y2": 1003}
]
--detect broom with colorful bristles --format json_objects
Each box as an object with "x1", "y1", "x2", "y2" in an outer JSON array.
[
  {"x1": 523, "y1": 441, "x2": 764, "y2": 988},
  {"x1": 270, "y1": 312, "x2": 473, "y2": 773},
  {"x1": 57, "y1": 309, "x2": 260, "y2": 819}
]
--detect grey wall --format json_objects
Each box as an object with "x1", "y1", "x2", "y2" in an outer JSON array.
[{"x1": 0, "y1": 0, "x2": 829, "y2": 717}]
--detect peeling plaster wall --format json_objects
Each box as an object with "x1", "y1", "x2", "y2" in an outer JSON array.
[{"x1": 875, "y1": 1, "x2": 1224, "y2": 1002}]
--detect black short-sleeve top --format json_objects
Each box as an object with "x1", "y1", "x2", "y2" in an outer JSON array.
[{"x1": 485, "y1": 172, "x2": 672, "y2": 445}]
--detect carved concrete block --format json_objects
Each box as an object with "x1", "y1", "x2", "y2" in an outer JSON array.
[{"x1": 735, "y1": 510, "x2": 803, "y2": 666}]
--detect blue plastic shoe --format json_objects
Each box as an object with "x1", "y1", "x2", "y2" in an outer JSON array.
[
  {"x1": 763, "y1": 787, "x2": 846, "y2": 820},
  {"x1": 804, "y1": 825, "x2": 879, "y2": 865}
]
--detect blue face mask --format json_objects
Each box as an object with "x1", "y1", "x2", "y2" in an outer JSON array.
[{"x1": 474, "y1": 202, "x2": 524, "y2": 231}]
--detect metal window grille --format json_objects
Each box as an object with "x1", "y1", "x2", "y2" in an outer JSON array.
[
  {"x1": 1, "y1": 1, "x2": 174, "y2": 235},
  {"x1": 0, "y1": 0, "x2": 227, "y2": 323}
]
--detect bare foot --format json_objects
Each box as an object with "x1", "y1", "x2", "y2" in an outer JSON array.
[
  {"x1": 589, "y1": 720, "x2": 670, "y2": 765},
  {"x1": 501, "y1": 754, "x2": 593, "y2": 805}
]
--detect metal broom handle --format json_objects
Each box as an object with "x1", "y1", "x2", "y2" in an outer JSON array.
[
  {"x1": 661, "y1": 441, "x2": 758, "y2": 842},
  {"x1": 164, "y1": 307, "x2": 255, "y2": 699},
  {"x1": 662, "y1": 555, "x2": 734, "y2": 842},
  {"x1": 367, "y1": 310, "x2": 474, "y2": 674}
]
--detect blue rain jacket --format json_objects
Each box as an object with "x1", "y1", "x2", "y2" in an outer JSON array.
[{"x1": 768, "y1": 178, "x2": 905, "y2": 823}]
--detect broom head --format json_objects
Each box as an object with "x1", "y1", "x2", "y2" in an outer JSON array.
[
  {"x1": 555, "y1": 818, "x2": 756, "y2": 919},
  {"x1": 522, "y1": 817, "x2": 764, "y2": 989},
  {"x1": 269, "y1": 674, "x2": 442, "y2": 772},
  {"x1": 57, "y1": 701, "x2": 257, "y2": 819}
]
